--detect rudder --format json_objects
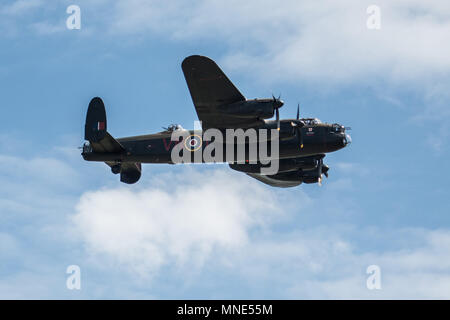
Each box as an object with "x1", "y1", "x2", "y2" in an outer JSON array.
[{"x1": 85, "y1": 97, "x2": 107, "y2": 143}]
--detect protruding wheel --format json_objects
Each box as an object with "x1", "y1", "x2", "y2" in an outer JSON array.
[{"x1": 111, "y1": 164, "x2": 121, "y2": 174}]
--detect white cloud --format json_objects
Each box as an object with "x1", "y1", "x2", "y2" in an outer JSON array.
[
  {"x1": 335, "y1": 162, "x2": 371, "y2": 177},
  {"x1": 93, "y1": 0, "x2": 450, "y2": 85},
  {"x1": 0, "y1": 155, "x2": 79, "y2": 188},
  {"x1": 71, "y1": 168, "x2": 280, "y2": 277},
  {"x1": 71, "y1": 168, "x2": 450, "y2": 298},
  {"x1": 0, "y1": 151, "x2": 84, "y2": 231},
  {"x1": 250, "y1": 229, "x2": 450, "y2": 299},
  {"x1": 4, "y1": 0, "x2": 450, "y2": 86},
  {"x1": 1, "y1": 0, "x2": 43, "y2": 16},
  {"x1": 30, "y1": 21, "x2": 65, "y2": 35}
]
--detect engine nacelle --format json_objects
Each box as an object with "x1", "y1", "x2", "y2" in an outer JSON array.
[
  {"x1": 219, "y1": 100, "x2": 278, "y2": 119},
  {"x1": 301, "y1": 164, "x2": 329, "y2": 184},
  {"x1": 265, "y1": 171, "x2": 304, "y2": 184},
  {"x1": 302, "y1": 172, "x2": 320, "y2": 184},
  {"x1": 267, "y1": 166, "x2": 325, "y2": 185},
  {"x1": 119, "y1": 163, "x2": 142, "y2": 184},
  {"x1": 229, "y1": 156, "x2": 321, "y2": 174},
  {"x1": 111, "y1": 164, "x2": 121, "y2": 174}
]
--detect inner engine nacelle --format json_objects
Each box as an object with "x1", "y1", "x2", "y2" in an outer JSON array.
[
  {"x1": 119, "y1": 163, "x2": 142, "y2": 184},
  {"x1": 266, "y1": 171, "x2": 304, "y2": 183},
  {"x1": 229, "y1": 156, "x2": 321, "y2": 174},
  {"x1": 301, "y1": 170, "x2": 321, "y2": 184},
  {"x1": 267, "y1": 165, "x2": 328, "y2": 185},
  {"x1": 219, "y1": 100, "x2": 277, "y2": 119}
]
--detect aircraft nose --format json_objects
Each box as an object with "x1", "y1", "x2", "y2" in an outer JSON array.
[{"x1": 343, "y1": 133, "x2": 352, "y2": 146}]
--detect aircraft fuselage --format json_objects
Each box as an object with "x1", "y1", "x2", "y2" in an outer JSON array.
[{"x1": 82, "y1": 120, "x2": 350, "y2": 164}]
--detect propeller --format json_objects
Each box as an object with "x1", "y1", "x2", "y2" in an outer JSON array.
[
  {"x1": 297, "y1": 103, "x2": 304, "y2": 148},
  {"x1": 318, "y1": 158, "x2": 323, "y2": 186},
  {"x1": 291, "y1": 103, "x2": 304, "y2": 148},
  {"x1": 276, "y1": 108, "x2": 280, "y2": 131},
  {"x1": 317, "y1": 159, "x2": 329, "y2": 186},
  {"x1": 291, "y1": 122, "x2": 304, "y2": 149},
  {"x1": 322, "y1": 164, "x2": 329, "y2": 178},
  {"x1": 272, "y1": 94, "x2": 282, "y2": 131}
]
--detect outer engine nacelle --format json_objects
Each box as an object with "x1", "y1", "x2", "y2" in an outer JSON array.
[
  {"x1": 265, "y1": 171, "x2": 304, "y2": 183},
  {"x1": 301, "y1": 164, "x2": 329, "y2": 184},
  {"x1": 112, "y1": 162, "x2": 142, "y2": 184},
  {"x1": 265, "y1": 164, "x2": 329, "y2": 185},
  {"x1": 301, "y1": 170, "x2": 321, "y2": 184},
  {"x1": 219, "y1": 99, "x2": 280, "y2": 119}
]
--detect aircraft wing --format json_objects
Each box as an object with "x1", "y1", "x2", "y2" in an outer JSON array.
[
  {"x1": 245, "y1": 172, "x2": 303, "y2": 188},
  {"x1": 229, "y1": 155, "x2": 328, "y2": 188},
  {"x1": 182, "y1": 55, "x2": 262, "y2": 130}
]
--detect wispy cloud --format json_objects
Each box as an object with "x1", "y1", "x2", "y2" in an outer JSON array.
[
  {"x1": 6, "y1": 0, "x2": 449, "y2": 85},
  {"x1": 0, "y1": 148, "x2": 448, "y2": 298},
  {"x1": 30, "y1": 21, "x2": 65, "y2": 35},
  {"x1": 84, "y1": 0, "x2": 450, "y2": 85},
  {"x1": 1, "y1": 0, "x2": 44, "y2": 16}
]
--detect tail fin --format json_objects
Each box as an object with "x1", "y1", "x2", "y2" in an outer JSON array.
[
  {"x1": 84, "y1": 97, "x2": 124, "y2": 153},
  {"x1": 120, "y1": 162, "x2": 142, "y2": 184},
  {"x1": 85, "y1": 97, "x2": 107, "y2": 143},
  {"x1": 83, "y1": 97, "x2": 141, "y2": 184}
]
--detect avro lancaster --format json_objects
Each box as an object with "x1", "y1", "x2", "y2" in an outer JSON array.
[{"x1": 81, "y1": 55, "x2": 351, "y2": 187}]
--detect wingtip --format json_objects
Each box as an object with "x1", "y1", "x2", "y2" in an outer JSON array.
[
  {"x1": 182, "y1": 55, "x2": 215, "y2": 67},
  {"x1": 85, "y1": 96, "x2": 107, "y2": 142},
  {"x1": 88, "y1": 96, "x2": 105, "y2": 111}
]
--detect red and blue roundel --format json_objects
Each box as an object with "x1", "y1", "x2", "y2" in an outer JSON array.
[{"x1": 184, "y1": 134, "x2": 202, "y2": 151}]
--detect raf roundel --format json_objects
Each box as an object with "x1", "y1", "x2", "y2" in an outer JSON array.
[{"x1": 184, "y1": 134, "x2": 202, "y2": 152}]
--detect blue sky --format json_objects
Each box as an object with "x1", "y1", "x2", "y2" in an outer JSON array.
[{"x1": 1, "y1": 0, "x2": 450, "y2": 299}]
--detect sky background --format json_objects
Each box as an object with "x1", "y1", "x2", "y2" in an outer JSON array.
[{"x1": 1, "y1": 0, "x2": 450, "y2": 299}]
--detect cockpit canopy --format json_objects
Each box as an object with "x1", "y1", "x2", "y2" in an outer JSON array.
[
  {"x1": 331, "y1": 123, "x2": 345, "y2": 133},
  {"x1": 301, "y1": 118, "x2": 322, "y2": 125},
  {"x1": 163, "y1": 124, "x2": 184, "y2": 132}
]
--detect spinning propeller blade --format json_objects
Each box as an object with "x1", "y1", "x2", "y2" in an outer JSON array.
[
  {"x1": 276, "y1": 108, "x2": 280, "y2": 131},
  {"x1": 291, "y1": 121, "x2": 304, "y2": 149},
  {"x1": 296, "y1": 103, "x2": 304, "y2": 148},
  {"x1": 299, "y1": 126, "x2": 303, "y2": 148},
  {"x1": 317, "y1": 159, "x2": 329, "y2": 185},
  {"x1": 272, "y1": 94, "x2": 282, "y2": 131}
]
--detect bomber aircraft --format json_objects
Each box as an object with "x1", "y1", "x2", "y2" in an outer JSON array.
[{"x1": 81, "y1": 55, "x2": 351, "y2": 187}]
